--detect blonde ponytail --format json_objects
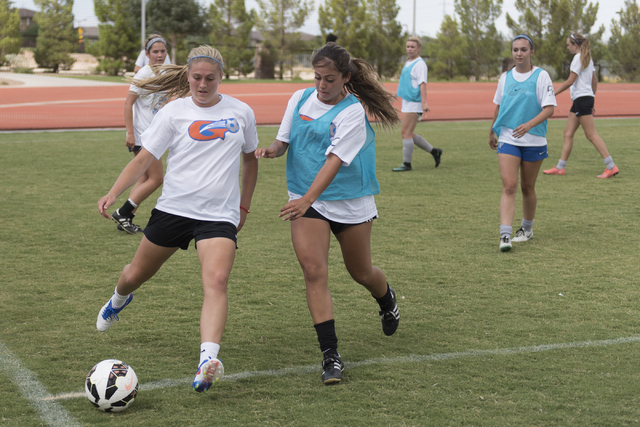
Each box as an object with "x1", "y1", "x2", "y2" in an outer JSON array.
[{"x1": 570, "y1": 33, "x2": 591, "y2": 70}]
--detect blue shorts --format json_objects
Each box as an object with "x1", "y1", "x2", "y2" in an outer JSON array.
[
  {"x1": 497, "y1": 142, "x2": 548, "y2": 162},
  {"x1": 128, "y1": 145, "x2": 142, "y2": 153}
]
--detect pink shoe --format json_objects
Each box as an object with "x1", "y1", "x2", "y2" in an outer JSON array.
[
  {"x1": 597, "y1": 165, "x2": 619, "y2": 178},
  {"x1": 543, "y1": 166, "x2": 565, "y2": 175}
]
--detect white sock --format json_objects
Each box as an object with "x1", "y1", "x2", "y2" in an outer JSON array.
[
  {"x1": 111, "y1": 287, "x2": 130, "y2": 309},
  {"x1": 557, "y1": 159, "x2": 567, "y2": 169},
  {"x1": 603, "y1": 156, "x2": 615, "y2": 170},
  {"x1": 200, "y1": 342, "x2": 220, "y2": 365},
  {"x1": 521, "y1": 219, "x2": 534, "y2": 232},
  {"x1": 500, "y1": 225, "x2": 512, "y2": 239},
  {"x1": 413, "y1": 134, "x2": 434, "y2": 152},
  {"x1": 402, "y1": 138, "x2": 414, "y2": 163}
]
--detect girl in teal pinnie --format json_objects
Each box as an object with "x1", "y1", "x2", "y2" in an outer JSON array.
[
  {"x1": 255, "y1": 43, "x2": 400, "y2": 386},
  {"x1": 489, "y1": 35, "x2": 556, "y2": 252}
]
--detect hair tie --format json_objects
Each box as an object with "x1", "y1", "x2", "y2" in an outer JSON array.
[
  {"x1": 188, "y1": 55, "x2": 224, "y2": 69},
  {"x1": 570, "y1": 34, "x2": 581, "y2": 46},
  {"x1": 146, "y1": 37, "x2": 167, "y2": 52},
  {"x1": 513, "y1": 34, "x2": 534, "y2": 49}
]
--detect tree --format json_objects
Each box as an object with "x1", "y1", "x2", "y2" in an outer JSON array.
[
  {"x1": 0, "y1": 0, "x2": 21, "y2": 65},
  {"x1": 256, "y1": 0, "x2": 313, "y2": 80},
  {"x1": 89, "y1": 0, "x2": 139, "y2": 75},
  {"x1": 365, "y1": 0, "x2": 405, "y2": 79},
  {"x1": 147, "y1": 0, "x2": 207, "y2": 64},
  {"x1": 609, "y1": 0, "x2": 640, "y2": 81},
  {"x1": 209, "y1": 0, "x2": 256, "y2": 78},
  {"x1": 318, "y1": 0, "x2": 369, "y2": 59},
  {"x1": 431, "y1": 15, "x2": 468, "y2": 80},
  {"x1": 33, "y1": 0, "x2": 76, "y2": 72},
  {"x1": 455, "y1": 0, "x2": 503, "y2": 80}
]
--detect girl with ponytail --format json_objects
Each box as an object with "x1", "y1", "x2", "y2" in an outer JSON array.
[
  {"x1": 255, "y1": 42, "x2": 400, "y2": 385},
  {"x1": 96, "y1": 45, "x2": 259, "y2": 394},
  {"x1": 543, "y1": 33, "x2": 619, "y2": 178}
]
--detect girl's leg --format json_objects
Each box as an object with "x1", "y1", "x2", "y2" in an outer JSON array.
[
  {"x1": 578, "y1": 114, "x2": 610, "y2": 159},
  {"x1": 291, "y1": 218, "x2": 332, "y2": 324},
  {"x1": 519, "y1": 159, "x2": 544, "y2": 221},
  {"x1": 128, "y1": 157, "x2": 164, "y2": 206},
  {"x1": 400, "y1": 112, "x2": 419, "y2": 140},
  {"x1": 498, "y1": 153, "x2": 522, "y2": 230},
  {"x1": 394, "y1": 112, "x2": 420, "y2": 170},
  {"x1": 196, "y1": 237, "x2": 236, "y2": 345},
  {"x1": 116, "y1": 236, "x2": 178, "y2": 295},
  {"x1": 560, "y1": 113, "x2": 581, "y2": 162}
]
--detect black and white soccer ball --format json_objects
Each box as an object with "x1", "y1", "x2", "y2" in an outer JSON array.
[{"x1": 85, "y1": 359, "x2": 138, "y2": 412}]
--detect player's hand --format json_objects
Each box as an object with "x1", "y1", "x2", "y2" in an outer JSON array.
[
  {"x1": 489, "y1": 133, "x2": 498, "y2": 150},
  {"x1": 512, "y1": 122, "x2": 532, "y2": 139},
  {"x1": 279, "y1": 199, "x2": 311, "y2": 221},
  {"x1": 97, "y1": 194, "x2": 116, "y2": 219},
  {"x1": 125, "y1": 133, "x2": 136, "y2": 149},
  {"x1": 255, "y1": 147, "x2": 277, "y2": 159}
]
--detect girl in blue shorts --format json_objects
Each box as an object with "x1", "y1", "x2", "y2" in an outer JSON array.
[{"x1": 489, "y1": 35, "x2": 556, "y2": 252}]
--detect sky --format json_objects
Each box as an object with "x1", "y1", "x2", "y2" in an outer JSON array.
[{"x1": 12, "y1": 0, "x2": 627, "y2": 40}]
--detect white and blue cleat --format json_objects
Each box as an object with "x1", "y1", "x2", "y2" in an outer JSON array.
[{"x1": 193, "y1": 358, "x2": 224, "y2": 393}]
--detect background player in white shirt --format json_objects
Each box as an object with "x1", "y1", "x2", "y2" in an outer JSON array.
[
  {"x1": 95, "y1": 45, "x2": 259, "y2": 394},
  {"x1": 392, "y1": 36, "x2": 442, "y2": 171},
  {"x1": 133, "y1": 31, "x2": 171, "y2": 73},
  {"x1": 111, "y1": 34, "x2": 169, "y2": 234},
  {"x1": 543, "y1": 33, "x2": 619, "y2": 178},
  {"x1": 255, "y1": 42, "x2": 400, "y2": 385}
]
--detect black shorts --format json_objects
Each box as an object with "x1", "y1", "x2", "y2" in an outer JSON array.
[
  {"x1": 302, "y1": 206, "x2": 376, "y2": 235},
  {"x1": 143, "y1": 209, "x2": 237, "y2": 250},
  {"x1": 570, "y1": 96, "x2": 594, "y2": 117},
  {"x1": 128, "y1": 145, "x2": 142, "y2": 153}
]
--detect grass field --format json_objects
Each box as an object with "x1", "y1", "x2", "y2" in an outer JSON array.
[{"x1": 1, "y1": 118, "x2": 639, "y2": 426}]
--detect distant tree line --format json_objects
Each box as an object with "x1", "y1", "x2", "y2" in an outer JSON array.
[{"x1": 0, "y1": 0, "x2": 639, "y2": 81}]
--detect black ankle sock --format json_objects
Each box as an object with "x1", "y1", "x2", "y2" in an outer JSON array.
[
  {"x1": 119, "y1": 200, "x2": 136, "y2": 218},
  {"x1": 374, "y1": 284, "x2": 394, "y2": 311},
  {"x1": 314, "y1": 319, "x2": 338, "y2": 355}
]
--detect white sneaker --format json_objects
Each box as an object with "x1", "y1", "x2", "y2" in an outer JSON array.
[
  {"x1": 96, "y1": 293, "x2": 133, "y2": 332},
  {"x1": 499, "y1": 236, "x2": 512, "y2": 252},
  {"x1": 193, "y1": 358, "x2": 224, "y2": 393},
  {"x1": 512, "y1": 227, "x2": 533, "y2": 242}
]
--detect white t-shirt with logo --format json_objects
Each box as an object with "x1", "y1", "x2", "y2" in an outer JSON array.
[
  {"x1": 135, "y1": 49, "x2": 171, "y2": 68},
  {"x1": 493, "y1": 66, "x2": 557, "y2": 147},
  {"x1": 400, "y1": 57, "x2": 428, "y2": 113},
  {"x1": 276, "y1": 88, "x2": 378, "y2": 223},
  {"x1": 569, "y1": 53, "x2": 595, "y2": 100},
  {"x1": 141, "y1": 95, "x2": 259, "y2": 225},
  {"x1": 129, "y1": 65, "x2": 168, "y2": 146}
]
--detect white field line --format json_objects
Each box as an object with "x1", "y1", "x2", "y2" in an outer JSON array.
[
  {"x1": 42, "y1": 335, "x2": 640, "y2": 402},
  {"x1": 0, "y1": 341, "x2": 82, "y2": 427}
]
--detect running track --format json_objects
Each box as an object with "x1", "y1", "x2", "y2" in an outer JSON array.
[{"x1": 1, "y1": 82, "x2": 640, "y2": 130}]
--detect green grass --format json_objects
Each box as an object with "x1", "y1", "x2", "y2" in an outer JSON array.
[{"x1": 1, "y1": 119, "x2": 639, "y2": 426}]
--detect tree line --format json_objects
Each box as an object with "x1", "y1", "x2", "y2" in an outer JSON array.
[{"x1": 0, "y1": 0, "x2": 638, "y2": 81}]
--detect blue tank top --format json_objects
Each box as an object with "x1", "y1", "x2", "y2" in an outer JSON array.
[
  {"x1": 286, "y1": 88, "x2": 380, "y2": 201},
  {"x1": 492, "y1": 68, "x2": 547, "y2": 138},
  {"x1": 396, "y1": 59, "x2": 423, "y2": 102}
]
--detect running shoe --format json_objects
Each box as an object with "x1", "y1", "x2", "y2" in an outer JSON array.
[
  {"x1": 112, "y1": 209, "x2": 137, "y2": 234},
  {"x1": 117, "y1": 223, "x2": 144, "y2": 233},
  {"x1": 543, "y1": 166, "x2": 565, "y2": 175},
  {"x1": 96, "y1": 293, "x2": 133, "y2": 332},
  {"x1": 392, "y1": 163, "x2": 412, "y2": 172},
  {"x1": 499, "y1": 236, "x2": 512, "y2": 252},
  {"x1": 597, "y1": 165, "x2": 619, "y2": 179},
  {"x1": 379, "y1": 287, "x2": 400, "y2": 336},
  {"x1": 432, "y1": 148, "x2": 443, "y2": 168},
  {"x1": 193, "y1": 358, "x2": 224, "y2": 393},
  {"x1": 512, "y1": 227, "x2": 533, "y2": 242},
  {"x1": 321, "y1": 353, "x2": 344, "y2": 385}
]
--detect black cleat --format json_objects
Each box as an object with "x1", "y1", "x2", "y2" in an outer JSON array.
[
  {"x1": 432, "y1": 148, "x2": 442, "y2": 168},
  {"x1": 379, "y1": 287, "x2": 400, "y2": 336},
  {"x1": 322, "y1": 353, "x2": 344, "y2": 385},
  {"x1": 392, "y1": 162, "x2": 412, "y2": 172},
  {"x1": 112, "y1": 209, "x2": 137, "y2": 234}
]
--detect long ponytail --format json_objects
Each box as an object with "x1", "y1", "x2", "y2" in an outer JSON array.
[{"x1": 570, "y1": 33, "x2": 591, "y2": 70}]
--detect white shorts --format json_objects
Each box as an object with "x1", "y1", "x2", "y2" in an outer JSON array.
[{"x1": 401, "y1": 99, "x2": 423, "y2": 113}]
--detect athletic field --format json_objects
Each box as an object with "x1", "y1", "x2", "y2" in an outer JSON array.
[
  {"x1": 1, "y1": 118, "x2": 639, "y2": 426},
  {"x1": 2, "y1": 81, "x2": 640, "y2": 130}
]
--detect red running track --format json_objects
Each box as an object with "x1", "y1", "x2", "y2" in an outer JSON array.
[{"x1": 1, "y1": 82, "x2": 640, "y2": 131}]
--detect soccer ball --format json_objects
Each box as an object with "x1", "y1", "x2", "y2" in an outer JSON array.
[{"x1": 85, "y1": 359, "x2": 138, "y2": 412}]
